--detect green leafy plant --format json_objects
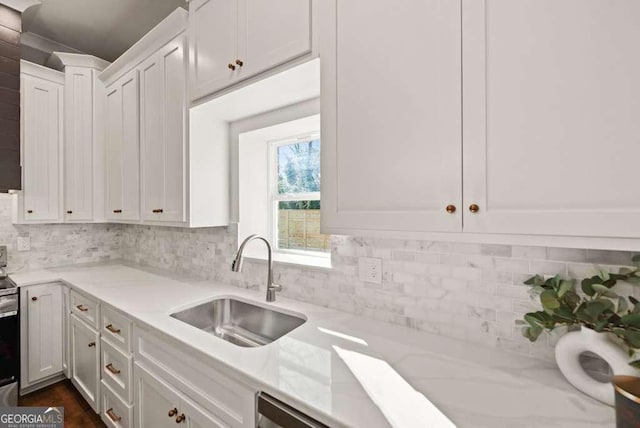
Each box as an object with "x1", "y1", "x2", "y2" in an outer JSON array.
[{"x1": 519, "y1": 255, "x2": 640, "y2": 367}]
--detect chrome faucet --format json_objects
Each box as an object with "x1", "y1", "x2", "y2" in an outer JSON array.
[{"x1": 231, "y1": 235, "x2": 283, "y2": 302}]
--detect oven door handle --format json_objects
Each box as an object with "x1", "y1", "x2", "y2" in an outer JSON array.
[{"x1": 257, "y1": 393, "x2": 327, "y2": 428}]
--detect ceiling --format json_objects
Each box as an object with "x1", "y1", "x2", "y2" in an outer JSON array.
[{"x1": 22, "y1": 0, "x2": 186, "y2": 62}]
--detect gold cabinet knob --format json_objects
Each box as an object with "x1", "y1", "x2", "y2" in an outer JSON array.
[
  {"x1": 228, "y1": 63, "x2": 236, "y2": 71},
  {"x1": 31, "y1": 296, "x2": 37, "y2": 301},
  {"x1": 446, "y1": 205, "x2": 456, "y2": 214},
  {"x1": 88, "y1": 342, "x2": 96, "y2": 347},
  {"x1": 168, "y1": 408, "x2": 178, "y2": 417},
  {"x1": 235, "y1": 59, "x2": 244, "y2": 67},
  {"x1": 469, "y1": 204, "x2": 480, "y2": 213},
  {"x1": 175, "y1": 414, "x2": 185, "y2": 423}
]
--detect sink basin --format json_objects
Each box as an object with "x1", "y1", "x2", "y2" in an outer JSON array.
[{"x1": 170, "y1": 297, "x2": 306, "y2": 347}]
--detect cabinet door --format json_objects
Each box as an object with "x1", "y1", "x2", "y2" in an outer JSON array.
[
  {"x1": 140, "y1": 54, "x2": 164, "y2": 221},
  {"x1": 22, "y1": 75, "x2": 62, "y2": 222},
  {"x1": 64, "y1": 67, "x2": 94, "y2": 221},
  {"x1": 26, "y1": 284, "x2": 63, "y2": 383},
  {"x1": 241, "y1": 0, "x2": 311, "y2": 78},
  {"x1": 161, "y1": 36, "x2": 187, "y2": 223},
  {"x1": 105, "y1": 70, "x2": 140, "y2": 222},
  {"x1": 463, "y1": 0, "x2": 640, "y2": 237},
  {"x1": 133, "y1": 364, "x2": 180, "y2": 428},
  {"x1": 189, "y1": 0, "x2": 238, "y2": 100},
  {"x1": 182, "y1": 395, "x2": 226, "y2": 428},
  {"x1": 70, "y1": 314, "x2": 100, "y2": 412},
  {"x1": 140, "y1": 36, "x2": 186, "y2": 223},
  {"x1": 120, "y1": 70, "x2": 140, "y2": 221},
  {"x1": 320, "y1": 0, "x2": 462, "y2": 234},
  {"x1": 105, "y1": 84, "x2": 124, "y2": 220}
]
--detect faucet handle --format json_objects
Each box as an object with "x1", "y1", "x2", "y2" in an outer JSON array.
[{"x1": 270, "y1": 283, "x2": 283, "y2": 292}]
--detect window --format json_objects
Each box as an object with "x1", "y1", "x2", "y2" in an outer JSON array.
[
  {"x1": 237, "y1": 111, "x2": 329, "y2": 267},
  {"x1": 269, "y1": 135, "x2": 330, "y2": 255}
]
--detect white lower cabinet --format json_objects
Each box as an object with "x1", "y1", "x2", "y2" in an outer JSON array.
[
  {"x1": 134, "y1": 363, "x2": 225, "y2": 428},
  {"x1": 20, "y1": 283, "x2": 63, "y2": 388},
  {"x1": 70, "y1": 313, "x2": 101, "y2": 413}
]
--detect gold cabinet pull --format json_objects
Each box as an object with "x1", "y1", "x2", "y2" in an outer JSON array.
[
  {"x1": 168, "y1": 408, "x2": 178, "y2": 417},
  {"x1": 446, "y1": 204, "x2": 456, "y2": 214},
  {"x1": 469, "y1": 204, "x2": 480, "y2": 213},
  {"x1": 105, "y1": 324, "x2": 121, "y2": 334},
  {"x1": 106, "y1": 408, "x2": 121, "y2": 422},
  {"x1": 31, "y1": 296, "x2": 37, "y2": 301},
  {"x1": 235, "y1": 59, "x2": 244, "y2": 67},
  {"x1": 27, "y1": 210, "x2": 33, "y2": 214},
  {"x1": 175, "y1": 414, "x2": 185, "y2": 423},
  {"x1": 105, "y1": 363, "x2": 121, "y2": 375},
  {"x1": 228, "y1": 63, "x2": 236, "y2": 70},
  {"x1": 88, "y1": 342, "x2": 96, "y2": 347},
  {"x1": 66, "y1": 210, "x2": 73, "y2": 214},
  {"x1": 76, "y1": 304, "x2": 89, "y2": 312},
  {"x1": 152, "y1": 209, "x2": 164, "y2": 213},
  {"x1": 113, "y1": 209, "x2": 122, "y2": 214}
]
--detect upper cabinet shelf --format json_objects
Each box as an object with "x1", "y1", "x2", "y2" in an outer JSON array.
[{"x1": 320, "y1": 0, "x2": 640, "y2": 248}]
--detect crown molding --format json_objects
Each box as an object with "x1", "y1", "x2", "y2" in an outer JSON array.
[
  {"x1": 48, "y1": 52, "x2": 110, "y2": 71},
  {"x1": 21, "y1": 59, "x2": 64, "y2": 84}
]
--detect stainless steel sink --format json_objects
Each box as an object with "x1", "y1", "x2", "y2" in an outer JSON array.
[{"x1": 170, "y1": 298, "x2": 306, "y2": 347}]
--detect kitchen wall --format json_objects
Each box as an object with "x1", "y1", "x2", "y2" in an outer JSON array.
[
  {"x1": 119, "y1": 222, "x2": 640, "y2": 363},
  {"x1": 0, "y1": 194, "x2": 122, "y2": 272}
]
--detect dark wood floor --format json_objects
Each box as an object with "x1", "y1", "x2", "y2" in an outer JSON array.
[{"x1": 19, "y1": 380, "x2": 106, "y2": 428}]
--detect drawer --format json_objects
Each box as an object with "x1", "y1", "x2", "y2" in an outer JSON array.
[
  {"x1": 70, "y1": 289, "x2": 100, "y2": 329},
  {"x1": 101, "y1": 380, "x2": 133, "y2": 428},
  {"x1": 101, "y1": 337, "x2": 133, "y2": 404},
  {"x1": 102, "y1": 306, "x2": 133, "y2": 353}
]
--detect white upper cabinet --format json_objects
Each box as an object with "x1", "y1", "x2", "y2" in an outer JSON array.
[
  {"x1": 19, "y1": 62, "x2": 63, "y2": 223},
  {"x1": 241, "y1": 0, "x2": 312, "y2": 80},
  {"x1": 320, "y1": 0, "x2": 462, "y2": 234},
  {"x1": 105, "y1": 69, "x2": 140, "y2": 221},
  {"x1": 462, "y1": 0, "x2": 640, "y2": 238},
  {"x1": 189, "y1": 0, "x2": 238, "y2": 99},
  {"x1": 63, "y1": 67, "x2": 94, "y2": 221},
  {"x1": 140, "y1": 35, "x2": 186, "y2": 223},
  {"x1": 189, "y1": 0, "x2": 313, "y2": 101}
]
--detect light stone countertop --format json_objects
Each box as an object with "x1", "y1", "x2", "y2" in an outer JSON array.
[{"x1": 11, "y1": 262, "x2": 615, "y2": 428}]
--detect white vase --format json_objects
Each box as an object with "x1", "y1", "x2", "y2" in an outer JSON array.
[{"x1": 555, "y1": 327, "x2": 638, "y2": 406}]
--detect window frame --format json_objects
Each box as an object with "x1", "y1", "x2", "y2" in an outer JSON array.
[{"x1": 267, "y1": 131, "x2": 329, "y2": 259}]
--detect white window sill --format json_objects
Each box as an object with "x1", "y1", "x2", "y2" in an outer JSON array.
[{"x1": 244, "y1": 251, "x2": 332, "y2": 270}]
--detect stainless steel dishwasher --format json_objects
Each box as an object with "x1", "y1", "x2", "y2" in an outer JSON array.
[{"x1": 257, "y1": 392, "x2": 328, "y2": 428}]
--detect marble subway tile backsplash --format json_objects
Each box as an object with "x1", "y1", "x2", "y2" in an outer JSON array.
[
  {"x1": 0, "y1": 195, "x2": 122, "y2": 272},
  {"x1": 119, "y1": 224, "x2": 639, "y2": 363}
]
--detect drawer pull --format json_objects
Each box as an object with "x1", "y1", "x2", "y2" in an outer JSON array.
[
  {"x1": 66, "y1": 210, "x2": 73, "y2": 214},
  {"x1": 106, "y1": 408, "x2": 121, "y2": 422},
  {"x1": 27, "y1": 210, "x2": 33, "y2": 214},
  {"x1": 228, "y1": 63, "x2": 236, "y2": 71},
  {"x1": 105, "y1": 324, "x2": 121, "y2": 334},
  {"x1": 76, "y1": 304, "x2": 89, "y2": 312},
  {"x1": 88, "y1": 342, "x2": 96, "y2": 347},
  {"x1": 168, "y1": 408, "x2": 178, "y2": 417},
  {"x1": 175, "y1": 414, "x2": 185, "y2": 423},
  {"x1": 105, "y1": 363, "x2": 121, "y2": 375},
  {"x1": 113, "y1": 209, "x2": 122, "y2": 214}
]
